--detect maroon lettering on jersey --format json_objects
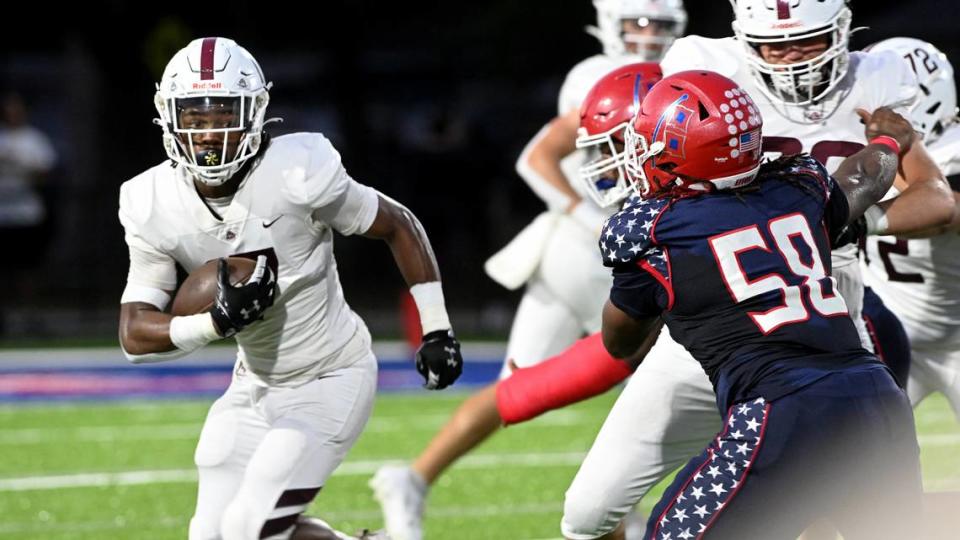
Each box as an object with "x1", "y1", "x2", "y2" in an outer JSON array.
[
  {"x1": 200, "y1": 38, "x2": 217, "y2": 80},
  {"x1": 777, "y1": 0, "x2": 791, "y2": 19}
]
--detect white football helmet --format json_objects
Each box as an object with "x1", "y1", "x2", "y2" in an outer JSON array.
[
  {"x1": 867, "y1": 37, "x2": 958, "y2": 144},
  {"x1": 731, "y1": 0, "x2": 852, "y2": 105},
  {"x1": 154, "y1": 37, "x2": 272, "y2": 186},
  {"x1": 589, "y1": 0, "x2": 687, "y2": 61}
]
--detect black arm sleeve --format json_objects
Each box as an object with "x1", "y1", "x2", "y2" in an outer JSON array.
[
  {"x1": 609, "y1": 263, "x2": 668, "y2": 320},
  {"x1": 825, "y1": 180, "x2": 854, "y2": 248}
]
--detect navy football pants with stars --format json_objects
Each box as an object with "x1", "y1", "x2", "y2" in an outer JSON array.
[{"x1": 644, "y1": 363, "x2": 921, "y2": 540}]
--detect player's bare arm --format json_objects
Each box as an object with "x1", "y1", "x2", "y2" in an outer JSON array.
[
  {"x1": 119, "y1": 256, "x2": 275, "y2": 360},
  {"x1": 362, "y1": 194, "x2": 442, "y2": 286},
  {"x1": 516, "y1": 108, "x2": 592, "y2": 216},
  {"x1": 877, "y1": 145, "x2": 958, "y2": 237},
  {"x1": 119, "y1": 300, "x2": 176, "y2": 355},
  {"x1": 600, "y1": 299, "x2": 661, "y2": 361},
  {"x1": 856, "y1": 107, "x2": 956, "y2": 235},
  {"x1": 834, "y1": 107, "x2": 912, "y2": 223},
  {"x1": 363, "y1": 193, "x2": 464, "y2": 390}
]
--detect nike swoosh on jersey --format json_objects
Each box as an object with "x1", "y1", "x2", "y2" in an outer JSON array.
[{"x1": 261, "y1": 215, "x2": 284, "y2": 228}]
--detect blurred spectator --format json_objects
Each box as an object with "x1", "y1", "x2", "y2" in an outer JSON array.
[{"x1": 0, "y1": 91, "x2": 58, "y2": 335}]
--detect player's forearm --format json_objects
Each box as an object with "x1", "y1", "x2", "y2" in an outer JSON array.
[
  {"x1": 890, "y1": 191, "x2": 960, "y2": 238},
  {"x1": 600, "y1": 300, "x2": 661, "y2": 360},
  {"x1": 119, "y1": 303, "x2": 177, "y2": 356},
  {"x1": 364, "y1": 196, "x2": 441, "y2": 286},
  {"x1": 515, "y1": 120, "x2": 581, "y2": 212},
  {"x1": 876, "y1": 179, "x2": 955, "y2": 236},
  {"x1": 385, "y1": 221, "x2": 442, "y2": 287},
  {"x1": 834, "y1": 144, "x2": 900, "y2": 225}
]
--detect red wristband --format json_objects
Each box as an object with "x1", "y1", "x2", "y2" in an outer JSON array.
[{"x1": 869, "y1": 135, "x2": 901, "y2": 155}]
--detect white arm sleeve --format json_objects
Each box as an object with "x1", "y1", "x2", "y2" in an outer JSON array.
[
  {"x1": 282, "y1": 133, "x2": 379, "y2": 234},
  {"x1": 118, "y1": 182, "x2": 177, "y2": 293},
  {"x1": 310, "y1": 167, "x2": 380, "y2": 235},
  {"x1": 515, "y1": 124, "x2": 577, "y2": 212},
  {"x1": 122, "y1": 234, "x2": 178, "y2": 292}
]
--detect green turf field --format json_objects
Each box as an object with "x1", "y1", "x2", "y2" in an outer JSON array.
[{"x1": 1, "y1": 391, "x2": 958, "y2": 539}]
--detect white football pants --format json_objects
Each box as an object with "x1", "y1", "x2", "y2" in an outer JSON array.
[
  {"x1": 500, "y1": 214, "x2": 612, "y2": 378},
  {"x1": 188, "y1": 330, "x2": 377, "y2": 540},
  {"x1": 561, "y1": 333, "x2": 720, "y2": 539},
  {"x1": 908, "y1": 346, "x2": 960, "y2": 421}
]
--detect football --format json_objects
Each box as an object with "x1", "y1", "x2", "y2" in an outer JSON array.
[{"x1": 170, "y1": 257, "x2": 257, "y2": 316}]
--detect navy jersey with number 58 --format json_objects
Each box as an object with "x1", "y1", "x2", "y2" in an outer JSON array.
[{"x1": 603, "y1": 155, "x2": 875, "y2": 409}]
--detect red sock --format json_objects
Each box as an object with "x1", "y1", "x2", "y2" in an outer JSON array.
[{"x1": 495, "y1": 332, "x2": 633, "y2": 426}]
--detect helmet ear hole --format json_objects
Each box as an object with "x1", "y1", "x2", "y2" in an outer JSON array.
[{"x1": 698, "y1": 101, "x2": 710, "y2": 121}]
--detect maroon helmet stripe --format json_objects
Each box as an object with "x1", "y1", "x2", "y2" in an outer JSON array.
[
  {"x1": 776, "y1": 0, "x2": 791, "y2": 19},
  {"x1": 200, "y1": 37, "x2": 217, "y2": 80}
]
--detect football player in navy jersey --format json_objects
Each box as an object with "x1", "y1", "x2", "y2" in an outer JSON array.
[{"x1": 597, "y1": 70, "x2": 920, "y2": 540}]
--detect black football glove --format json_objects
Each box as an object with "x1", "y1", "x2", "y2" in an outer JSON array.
[
  {"x1": 415, "y1": 329, "x2": 463, "y2": 390},
  {"x1": 833, "y1": 214, "x2": 867, "y2": 249},
  {"x1": 210, "y1": 255, "x2": 276, "y2": 337}
]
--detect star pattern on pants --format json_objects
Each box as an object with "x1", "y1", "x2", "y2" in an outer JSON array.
[{"x1": 652, "y1": 398, "x2": 769, "y2": 539}]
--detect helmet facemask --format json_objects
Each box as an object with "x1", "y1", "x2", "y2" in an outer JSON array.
[
  {"x1": 156, "y1": 91, "x2": 269, "y2": 186},
  {"x1": 577, "y1": 123, "x2": 634, "y2": 206},
  {"x1": 590, "y1": 0, "x2": 687, "y2": 61},
  {"x1": 734, "y1": 7, "x2": 852, "y2": 105},
  {"x1": 623, "y1": 122, "x2": 667, "y2": 197}
]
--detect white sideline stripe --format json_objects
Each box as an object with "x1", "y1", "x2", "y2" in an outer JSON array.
[
  {"x1": 0, "y1": 505, "x2": 564, "y2": 535},
  {"x1": 0, "y1": 341, "x2": 508, "y2": 368},
  {"x1": 0, "y1": 410, "x2": 591, "y2": 445},
  {"x1": 0, "y1": 451, "x2": 588, "y2": 492}
]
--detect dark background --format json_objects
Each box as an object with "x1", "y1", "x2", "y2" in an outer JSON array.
[{"x1": 0, "y1": 0, "x2": 955, "y2": 343}]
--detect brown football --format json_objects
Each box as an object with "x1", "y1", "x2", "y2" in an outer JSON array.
[{"x1": 170, "y1": 257, "x2": 257, "y2": 316}]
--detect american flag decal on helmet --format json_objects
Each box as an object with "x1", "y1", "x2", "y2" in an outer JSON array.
[{"x1": 739, "y1": 130, "x2": 760, "y2": 153}]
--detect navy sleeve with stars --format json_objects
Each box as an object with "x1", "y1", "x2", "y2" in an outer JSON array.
[
  {"x1": 600, "y1": 193, "x2": 672, "y2": 319},
  {"x1": 599, "y1": 193, "x2": 670, "y2": 267}
]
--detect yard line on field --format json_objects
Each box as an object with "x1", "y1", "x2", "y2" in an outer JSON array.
[
  {"x1": 303, "y1": 502, "x2": 563, "y2": 522},
  {"x1": 0, "y1": 451, "x2": 588, "y2": 491},
  {"x1": 0, "y1": 505, "x2": 564, "y2": 535},
  {"x1": 0, "y1": 516, "x2": 183, "y2": 535},
  {"x1": 0, "y1": 410, "x2": 593, "y2": 445},
  {"x1": 918, "y1": 432, "x2": 960, "y2": 446},
  {"x1": 0, "y1": 423, "x2": 200, "y2": 444}
]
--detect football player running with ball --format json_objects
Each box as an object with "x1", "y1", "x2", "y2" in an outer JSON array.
[{"x1": 117, "y1": 37, "x2": 463, "y2": 540}]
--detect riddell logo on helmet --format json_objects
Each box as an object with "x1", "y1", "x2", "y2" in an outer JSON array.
[
  {"x1": 191, "y1": 82, "x2": 223, "y2": 90},
  {"x1": 769, "y1": 21, "x2": 803, "y2": 29}
]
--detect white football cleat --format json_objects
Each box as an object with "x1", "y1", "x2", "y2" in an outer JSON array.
[{"x1": 369, "y1": 465, "x2": 427, "y2": 540}]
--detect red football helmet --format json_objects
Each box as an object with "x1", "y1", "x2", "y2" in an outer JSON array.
[
  {"x1": 624, "y1": 70, "x2": 763, "y2": 197},
  {"x1": 577, "y1": 62, "x2": 663, "y2": 206}
]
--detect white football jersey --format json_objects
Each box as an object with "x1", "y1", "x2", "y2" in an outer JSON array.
[
  {"x1": 661, "y1": 36, "x2": 918, "y2": 348},
  {"x1": 119, "y1": 133, "x2": 380, "y2": 386},
  {"x1": 864, "y1": 124, "x2": 960, "y2": 348},
  {"x1": 558, "y1": 54, "x2": 637, "y2": 206}
]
